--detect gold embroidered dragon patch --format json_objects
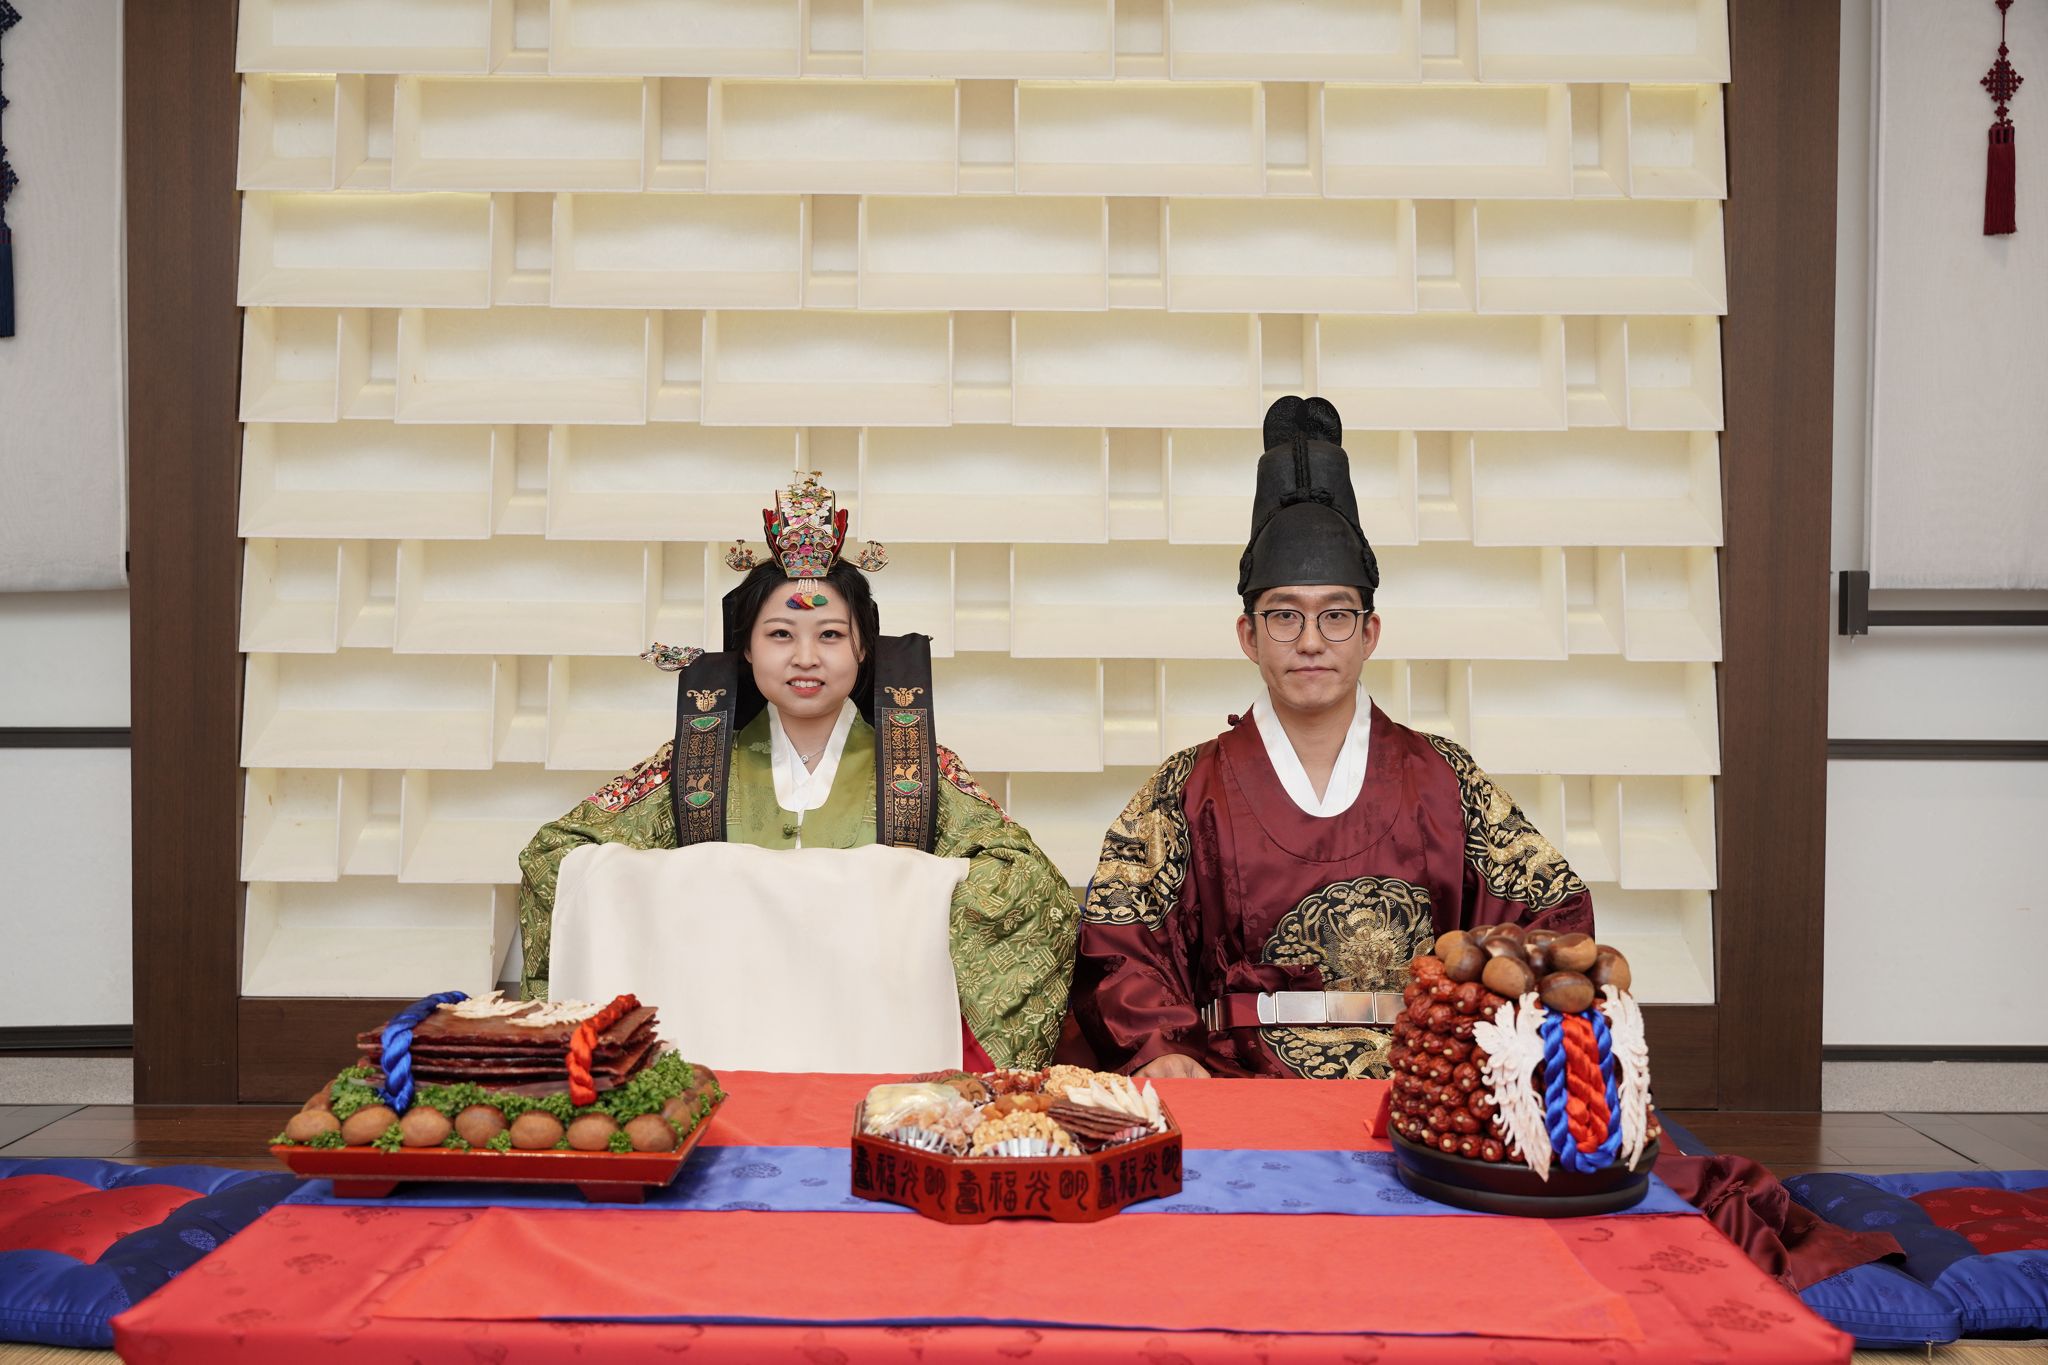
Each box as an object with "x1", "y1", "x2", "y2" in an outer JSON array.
[
  {"x1": 1082, "y1": 745, "x2": 1200, "y2": 932},
  {"x1": 1422, "y1": 733, "x2": 1586, "y2": 911},
  {"x1": 1257, "y1": 875, "x2": 1436, "y2": 1080}
]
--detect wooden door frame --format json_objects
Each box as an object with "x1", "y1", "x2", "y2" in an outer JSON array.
[{"x1": 127, "y1": 0, "x2": 1840, "y2": 1109}]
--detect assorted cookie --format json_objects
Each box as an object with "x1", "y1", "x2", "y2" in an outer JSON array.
[{"x1": 862, "y1": 1067, "x2": 1168, "y2": 1159}]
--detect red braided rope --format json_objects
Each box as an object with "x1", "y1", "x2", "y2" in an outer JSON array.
[
  {"x1": 1560, "y1": 1012, "x2": 1611, "y2": 1149},
  {"x1": 567, "y1": 993, "x2": 639, "y2": 1107}
]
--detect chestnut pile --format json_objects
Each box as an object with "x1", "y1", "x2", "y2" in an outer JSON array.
[{"x1": 1387, "y1": 924, "x2": 1651, "y2": 1164}]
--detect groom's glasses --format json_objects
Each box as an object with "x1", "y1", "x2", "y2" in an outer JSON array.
[{"x1": 1251, "y1": 608, "x2": 1370, "y2": 643}]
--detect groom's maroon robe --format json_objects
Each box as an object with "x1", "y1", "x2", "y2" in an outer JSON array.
[{"x1": 1074, "y1": 705, "x2": 1594, "y2": 1079}]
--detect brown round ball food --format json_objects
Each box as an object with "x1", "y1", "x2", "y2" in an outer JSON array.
[
  {"x1": 1524, "y1": 941, "x2": 1555, "y2": 976},
  {"x1": 1589, "y1": 946, "x2": 1633, "y2": 994},
  {"x1": 1539, "y1": 970, "x2": 1597, "y2": 1014},
  {"x1": 339, "y1": 1104, "x2": 398, "y2": 1147},
  {"x1": 304, "y1": 1088, "x2": 333, "y2": 1113},
  {"x1": 684, "y1": 1064, "x2": 721, "y2": 1103},
  {"x1": 399, "y1": 1107, "x2": 453, "y2": 1148},
  {"x1": 1481, "y1": 934, "x2": 1528, "y2": 964},
  {"x1": 1549, "y1": 932, "x2": 1599, "y2": 973},
  {"x1": 567, "y1": 1113, "x2": 620, "y2": 1152},
  {"x1": 624, "y1": 1114, "x2": 677, "y2": 1152},
  {"x1": 1442, "y1": 941, "x2": 1488, "y2": 984},
  {"x1": 284, "y1": 1108, "x2": 340, "y2": 1143},
  {"x1": 1433, "y1": 930, "x2": 1470, "y2": 960},
  {"x1": 454, "y1": 1104, "x2": 507, "y2": 1147},
  {"x1": 1523, "y1": 928, "x2": 1559, "y2": 951},
  {"x1": 1481, "y1": 954, "x2": 1536, "y2": 999},
  {"x1": 1487, "y1": 923, "x2": 1526, "y2": 947},
  {"x1": 509, "y1": 1111, "x2": 564, "y2": 1151}
]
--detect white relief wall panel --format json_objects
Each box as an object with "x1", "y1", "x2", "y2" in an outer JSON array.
[{"x1": 234, "y1": 0, "x2": 1728, "y2": 1006}]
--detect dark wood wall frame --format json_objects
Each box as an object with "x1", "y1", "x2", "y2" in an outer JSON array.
[
  {"x1": 131, "y1": 1, "x2": 1840, "y2": 1110},
  {"x1": 1712, "y1": 0, "x2": 1839, "y2": 1110},
  {"x1": 126, "y1": 0, "x2": 245, "y2": 1104}
]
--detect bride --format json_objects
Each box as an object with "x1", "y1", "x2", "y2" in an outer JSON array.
[{"x1": 516, "y1": 474, "x2": 1077, "y2": 1072}]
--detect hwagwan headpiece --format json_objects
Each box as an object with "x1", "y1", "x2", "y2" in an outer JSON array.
[{"x1": 723, "y1": 472, "x2": 888, "y2": 609}]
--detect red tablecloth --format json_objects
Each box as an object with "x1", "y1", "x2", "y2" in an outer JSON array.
[{"x1": 112, "y1": 1073, "x2": 1853, "y2": 1365}]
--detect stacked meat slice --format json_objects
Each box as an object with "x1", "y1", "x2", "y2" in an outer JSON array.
[{"x1": 355, "y1": 1000, "x2": 663, "y2": 1096}]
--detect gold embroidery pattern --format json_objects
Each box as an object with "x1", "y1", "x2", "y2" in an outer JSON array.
[
  {"x1": 674, "y1": 715, "x2": 728, "y2": 845},
  {"x1": 1422, "y1": 732, "x2": 1586, "y2": 911},
  {"x1": 1083, "y1": 746, "x2": 1200, "y2": 932},
  {"x1": 1262, "y1": 1024, "x2": 1396, "y2": 1081},
  {"x1": 1259, "y1": 876, "x2": 1436, "y2": 1081},
  {"x1": 878, "y1": 705, "x2": 934, "y2": 850}
]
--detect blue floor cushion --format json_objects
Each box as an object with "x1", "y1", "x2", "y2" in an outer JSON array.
[
  {"x1": 1788, "y1": 1168, "x2": 2048, "y2": 1343},
  {"x1": 0, "y1": 1158, "x2": 298, "y2": 1349}
]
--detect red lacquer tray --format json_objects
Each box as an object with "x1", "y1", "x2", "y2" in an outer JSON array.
[
  {"x1": 270, "y1": 1096, "x2": 722, "y2": 1204},
  {"x1": 849, "y1": 1100, "x2": 1182, "y2": 1223}
]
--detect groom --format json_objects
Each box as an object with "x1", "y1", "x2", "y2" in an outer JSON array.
[{"x1": 1072, "y1": 396, "x2": 1594, "y2": 1081}]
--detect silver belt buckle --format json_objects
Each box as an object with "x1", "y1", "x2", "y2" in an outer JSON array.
[
  {"x1": 1265, "y1": 991, "x2": 1326, "y2": 1026},
  {"x1": 1325, "y1": 991, "x2": 1372, "y2": 1025}
]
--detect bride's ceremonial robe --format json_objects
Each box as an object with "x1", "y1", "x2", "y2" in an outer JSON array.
[
  {"x1": 517, "y1": 705, "x2": 1077, "y2": 1070},
  {"x1": 1074, "y1": 699, "x2": 1593, "y2": 1080}
]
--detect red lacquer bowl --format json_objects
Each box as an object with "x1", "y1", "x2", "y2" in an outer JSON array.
[{"x1": 849, "y1": 1100, "x2": 1182, "y2": 1223}]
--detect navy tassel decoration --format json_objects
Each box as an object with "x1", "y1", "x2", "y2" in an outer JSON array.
[
  {"x1": 1983, "y1": 0, "x2": 2023, "y2": 237},
  {"x1": 0, "y1": 0, "x2": 19, "y2": 338},
  {"x1": 0, "y1": 223, "x2": 14, "y2": 339}
]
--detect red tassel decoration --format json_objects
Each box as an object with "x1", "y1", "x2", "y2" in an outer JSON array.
[
  {"x1": 1983, "y1": 0, "x2": 2023, "y2": 236},
  {"x1": 1987, "y1": 124, "x2": 2018, "y2": 236}
]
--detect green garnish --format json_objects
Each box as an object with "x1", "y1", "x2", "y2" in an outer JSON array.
[
  {"x1": 324, "y1": 1050, "x2": 717, "y2": 1143},
  {"x1": 441, "y1": 1133, "x2": 471, "y2": 1151},
  {"x1": 607, "y1": 1130, "x2": 634, "y2": 1154},
  {"x1": 370, "y1": 1123, "x2": 406, "y2": 1153},
  {"x1": 327, "y1": 1064, "x2": 381, "y2": 1123},
  {"x1": 485, "y1": 1131, "x2": 512, "y2": 1153}
]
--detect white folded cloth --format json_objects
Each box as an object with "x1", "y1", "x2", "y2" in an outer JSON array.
[{"x1": 550, "y1": 841, "x2": 969, "y2": 1074}]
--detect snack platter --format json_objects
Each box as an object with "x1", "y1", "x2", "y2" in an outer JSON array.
[
  {"x1": 268, "y1": 990, "x2": 724, "y2": 1203},
  {"x1": 850, "y1": 1067, "x2": 1182, "y2": 1224}
]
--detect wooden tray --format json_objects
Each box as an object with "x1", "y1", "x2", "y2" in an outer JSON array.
[
  {"x1": 1390, "y1": 1130, "x2": 1659, "y2": 1218},
  {"x1": 271, "y1": 1097, "x2": 722, "y2": 1204},
  {"x1": 849, "y1": 1100, "x2": 1182, "y2": 1223}
]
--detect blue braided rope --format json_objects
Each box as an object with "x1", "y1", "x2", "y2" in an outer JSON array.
[
  {"x1": 377, "y1": 990, "x2": 468, "y2": 1112},
  {"x1": 1543, "y1": 1007, "x2": 1627, "y2": 1174},
  {"x1": 1539, "y1": 1008, "x2": 1575, "y2": 1172},
  {"x1": 1588, "y1": 1007, "x2": 1626, "y2": 1169}
]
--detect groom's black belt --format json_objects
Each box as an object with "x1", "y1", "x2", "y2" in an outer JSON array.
[{"x1": 1199, "y1": 991, "x2": 1406, "y2": 1031}]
